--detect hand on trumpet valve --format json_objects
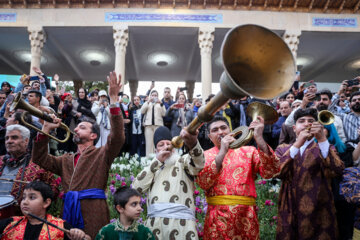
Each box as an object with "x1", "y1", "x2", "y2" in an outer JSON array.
[
  {"x1": 42, "y1": 114, "x2": 62, "y2": 134},
  {"x1": 249, "y1": 116, "x2": 265, "y2": 139},
  {"x1": 180, "y1": 128, "x2": 198, "y2": 150},
  {"x1": 219, "y1": 133, "x2": 235, "y2": 153},
  {"x1": 309, "y1": 122, "x2": 327, "y2": 142}
]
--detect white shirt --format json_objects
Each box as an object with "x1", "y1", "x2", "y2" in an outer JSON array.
[{"x1": 290, "y1": 138, "x2": 330, "y2": 159}]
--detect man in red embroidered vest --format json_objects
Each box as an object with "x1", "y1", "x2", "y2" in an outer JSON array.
[
  {"x1": 32, "y1": 71, "x2": 125, "y2": 238},
  {"x1": 0, "y1": 181, "x2": 90, "y2": 240},
  {"x1": 0, "y1": 124, "x2": 57, "y2": 215},
  {"x1": 196, "y1": 115, "x2": 280, "y2": 239}
]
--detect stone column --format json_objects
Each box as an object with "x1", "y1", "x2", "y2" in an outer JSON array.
[
  {"x1": 129, "y1": 80, "x2": 138, "y2": 101},
  {"x1": 113, "y1": 25, "x2": 129, "y2": 92},
  {"x1": 185, "y1": 81, "x2": 195, "y2": 102},
  {"x1": 198, "y1": 26, "x2": 215, "y2": 104},
  {"x1": 28, "y1": 26, "x2": 46, "y2": 76},
  {"x1": 282, "y1": 29, "x2": 301, "y2": 60}
]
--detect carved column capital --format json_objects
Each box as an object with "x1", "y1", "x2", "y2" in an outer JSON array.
[
  {"x1": 198, "y1": 26, "x2": 215, "y2": 55},
  {"x1": 28, "y1": 26, "x2": 46, "y2": 55},
  {"x1": 113, "y1": 25, "x2": 129, "y2": 54},
  {"x1": 283, "y1": 29, "x2": 301, "y2": 59}
]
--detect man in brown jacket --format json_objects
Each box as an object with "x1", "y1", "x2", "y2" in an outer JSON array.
[{"x1": 32, "y1": 71, "x2": 125, "y2": 238}]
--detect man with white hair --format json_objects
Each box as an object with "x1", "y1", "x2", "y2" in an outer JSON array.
[
  {"x1": 133, "y1": 126, "x2": 205, "y2": 239},
  {"x1": 0, "y1": 124, "x2": 57, "y2": 213}
]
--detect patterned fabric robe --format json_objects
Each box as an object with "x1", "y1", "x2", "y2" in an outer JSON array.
[
  {"x1": 132, "y1": 142, "x2": 205, "y2": 240},
  {"x1": 340, "y1": 167, "x2": 360, "y2": 231},
  {"x1": 1, "y1": 214, "x2": 65, "y2": 240},
  {"x1": 196, "y1": 145, "x2": 280, "y2": 240},
  {"x1": 32, "y1": 111, "x2": 125, "y2": 239},
  {"x1": 275, "y1": 141, "x2": 344, "y2": 240}
]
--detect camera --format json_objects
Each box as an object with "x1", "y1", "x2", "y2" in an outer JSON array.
[
  {"x1": 347, "y1": 78, "x2": 359, "y2": 87},
  {"x1": 179, "y1": 87, "x2": 187, "y2": 92},
  {"x1": 64, "y1": 100, "x2": 68, "y2": 104}
]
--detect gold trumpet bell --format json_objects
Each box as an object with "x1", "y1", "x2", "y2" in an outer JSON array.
[
  {"x1": 221, "y1": 25, "x2": 296, "y2": 100},
  {"x1": 229, "y1": 102, "x2": 279, "y2": 149},
  {"x1": 318, "y1": 110, "x2": 335, "y2": 126}
]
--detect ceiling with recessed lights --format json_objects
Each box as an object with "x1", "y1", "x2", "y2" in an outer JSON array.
[{"x1": 0, "y1": 26, "x2": 359, "y2": 85}]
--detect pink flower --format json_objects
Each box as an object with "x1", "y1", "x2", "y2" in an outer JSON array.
[
  {"x1": 121, "y1": 182, "x2": 127, "y2": 186},
  {"x1": 55, "y1": 177, "x2": 62, "y2": 185},
  {"x1": 198, "y1": 232, "x2": 204, "y2": 237},
  {"x1": 195, "y1": 207, "x2": 202, "y2": 213},
  {"x1": 111, "y1": 180, "x2": 115, "y2": 185},
  {"x1": 265, "y1": 200, "x2": 272, "y2": 206},
  {"x1": 59, "y1": 191, "x2": 64, "y2": 199},
  {"x1": 194, "y1": 190, "x2": 200, "y2": 195},
  {"x1": 272, "y1": 216, "x2": 277, "y2": 220}
]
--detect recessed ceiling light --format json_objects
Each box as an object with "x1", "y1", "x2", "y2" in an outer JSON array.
[
  {"x1": 80, "y1": 50, "x2": 110, "y2": 65},
  {"x1": 13, "y1": 50, "x2": 47, "y2": 64},
  {"x1": 148, "y1": 51, "x2": 177, "y2": 67},
  {"x1": 296, "y1": 56, "x2": 313, "y2": 67},
  {"x1": 348, "y1": 59, "x2": 360, "y2": 69}
]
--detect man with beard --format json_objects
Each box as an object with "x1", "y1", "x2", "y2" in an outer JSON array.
[
  {"x1": 31, "y1": 72, "x2": 125, "y2": 239},
  {"x1": 333, "y1": 91, "x2": 360, "y2": 147},
  {"x1": 285, "y1": 89, "x2": 347, "y2": 143},
  {"x1": 133, "y1": 126, "x2": 205, "y2": 240}
]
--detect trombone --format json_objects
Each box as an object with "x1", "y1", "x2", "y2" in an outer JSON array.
[{"x1": 10, "y1": 92, "x2": 75, "y2": 143}]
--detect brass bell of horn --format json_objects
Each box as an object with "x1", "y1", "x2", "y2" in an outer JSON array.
[
  {"x1": 229, "y1": 102, "x2": 279, "y2": 149},
  {"x1": 318, "y1": 110, "x2": 335, "y2": 126},
  {"x1": 170, "y1": 24, "x2": 295, "y2": 150},
  {"x1": 10, "y1": 92, "x2": 75, "y2": 143}
]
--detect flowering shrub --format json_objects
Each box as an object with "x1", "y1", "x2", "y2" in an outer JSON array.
[{"x1": 256, "y1": 178, "x2": 280, "y2": 240}]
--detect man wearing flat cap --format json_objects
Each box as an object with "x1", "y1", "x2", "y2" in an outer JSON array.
[{"x1": 133, "y1": 126, "x2": 205, "y2": 240}]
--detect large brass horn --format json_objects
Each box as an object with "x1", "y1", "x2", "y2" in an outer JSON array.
[
  {"x1": 10, "y1": 92, "x2": 75, "y2": 143},
  {"x1": 170, "y1": 24, "x2": 295, "y2": 149},
  {"x1": 318, "y1": 110, "x2": 335, "y2": 126}
]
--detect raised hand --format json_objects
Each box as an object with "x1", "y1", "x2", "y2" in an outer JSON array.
[
  {"x1": 107, "y1": 71, "x2": 122, "y2": 104},
  {"x1": 32, "y1": 66, "x2": 43, "y2": 75}
]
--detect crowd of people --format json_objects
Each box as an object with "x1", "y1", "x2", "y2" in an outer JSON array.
[{"x1": 0, "y1": 67, "x2": 360, "y2": 240}]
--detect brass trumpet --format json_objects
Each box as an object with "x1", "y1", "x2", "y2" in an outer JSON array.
[
  {"x1": 318, "y1": 110, "x2": 335, "y2": 126},
  {"x1": 10, "y1": 92, "x2": 75, "y2": 143},
  {"x1": 305, "y1": 110, "x2": 335, "y2": 140},
  {"x1": 170, "y1": 24, "x2": 295, "y2": 150}
]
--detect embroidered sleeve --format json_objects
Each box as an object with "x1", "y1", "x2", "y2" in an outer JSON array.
[
  {"x1": 196, "y1": 149, "x2": 220, "y2": 191},
  {"x1": 183, "y1": 141, "x2": 205, "y2": 176},
  {"x1": 254, "y1": 144, "x2": 280, "y2": 179},
  {"x1": 132, "y1": 158, "x2": 162, "y2": 194}
]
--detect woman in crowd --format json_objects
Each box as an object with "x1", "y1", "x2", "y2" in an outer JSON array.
[
  {"x1": 165, "y1": 92, "x2": 194, "y2": 138},
  {"x1": 76, "y1": 88, "x2": 96, "y2": 122},
  {"x1": 141, "y1": 90, "x2": 166, "y2": 155}
]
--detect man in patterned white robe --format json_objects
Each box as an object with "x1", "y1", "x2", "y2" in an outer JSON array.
[{"x1": 133, "y1": 126, "x2": 205, "y2": 240}]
